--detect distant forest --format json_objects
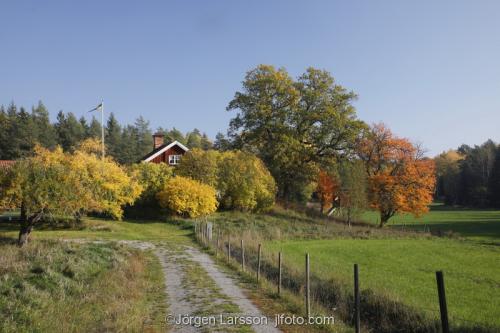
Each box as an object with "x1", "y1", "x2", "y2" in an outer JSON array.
[
  {"x1": 0, "y1": 101, "x2": 220, "y2": 164},
  {"x1": 1, "y1": 100, "x2": 499, "y2": 209},
  {"x1": 435, "y1": 140, "x2": 500, "y2": 208}
]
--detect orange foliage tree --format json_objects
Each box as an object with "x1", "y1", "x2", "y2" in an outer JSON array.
[
  {"x1": 317, "y1": 170, "x2": 339, "y2": 213},
  {"x1": 358, "y1": 124, "x2": 436, "y2": 227}
]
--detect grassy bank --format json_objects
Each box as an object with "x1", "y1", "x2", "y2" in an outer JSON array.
[{"x1": 0, "y1": 239, "x2": 166, "y2": 333}]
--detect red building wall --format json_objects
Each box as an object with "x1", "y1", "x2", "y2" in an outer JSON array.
[{"x1": 150, "y1": 145, "x2": 186, "y2": 164}]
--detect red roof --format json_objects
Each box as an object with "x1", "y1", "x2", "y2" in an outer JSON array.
[{"x1": 0, "y1": 160, "x2": 15, "y2": 168}]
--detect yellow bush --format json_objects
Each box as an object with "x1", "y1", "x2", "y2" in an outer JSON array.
[{"x1": 156, "y1": 176, "x2": 217, "y2": 218}]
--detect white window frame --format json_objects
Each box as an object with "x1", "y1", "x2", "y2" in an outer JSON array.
[{"x1": 168, "y1": 154, "x2": 181, "y2": 165}]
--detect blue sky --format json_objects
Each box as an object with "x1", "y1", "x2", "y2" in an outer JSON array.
[{"x1": 1, "y1": 1, "x2": 499, "y2": 155}]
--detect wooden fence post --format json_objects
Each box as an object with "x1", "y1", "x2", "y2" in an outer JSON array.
[
  {"x1": 354, "y1": 264, "x2": 360, "y2": 333},
  {"x1": 278, "y1": 252, "x2": 282, "y2": 295},
  {"x1": 216, "y1": 231, "x2": 220, "y2": 257},
  {"x1": 241, "y1": 239, "x2": 245, "y2": 271},
  {"x1": 305, "y1": 253, "x2": 310, "y2": 318},
  {"x1": 227, "y1": 237, "x2": 231, "y2": 262},
  {"x1": 436, "y1": 271, "x2": 450, "y2": 333},
  {"x1": 257, "y1": 244, "x2": 262, "y2": 282}
]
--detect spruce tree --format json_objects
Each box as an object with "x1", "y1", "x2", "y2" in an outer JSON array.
[
  {"x1": 134, "y1": 116, "x2": 153, "y2": 158},
  {"x1": 32, "y1": 101, "x2": 57, "y2": 149},
  {"x1": 105, "y1": 112, "x2": 122, "y2": 160},
  {"x1": 88, "y1": 116, "x2": 102, "y2": 139}
]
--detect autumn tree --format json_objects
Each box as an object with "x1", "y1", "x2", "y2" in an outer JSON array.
[
  {"x1": 316, "y1": 170, "x2": 338, "y2": 214},
  {"x1": 0, "y1": 139, "x2": 142, "y2": 246},
  {"x1": 176, "y1": 149, "x2": 277, "y2": 212},
  {"x1": 227, "y1": 65, "x2": 365, "y2": 202},
  {"x1": 358, "y1": 124, "x2": 436, "y2": 227},
  {"x1": 126, "y1": 162, "x2": 173, "y2": 217},
  {"x1": 176, "y1": 148, "x2": 221, "y2": 187},
  {"x1": 217, "y1": 151, "x2": 276, "y2": 212},
  {"x1": 434, "y1": 150, "x2": 464, "y2": 205}
]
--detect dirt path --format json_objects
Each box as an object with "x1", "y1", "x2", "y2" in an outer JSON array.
[{"x1": 120, "y1": 240, "x2": 280, "y2": 333}]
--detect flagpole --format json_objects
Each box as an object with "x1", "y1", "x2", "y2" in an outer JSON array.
[{"x1": 101, "y1": 99, "x2": 105, "y2": 159}]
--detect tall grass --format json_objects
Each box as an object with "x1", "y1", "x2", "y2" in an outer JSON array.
[{"x1": 0, "y1": 239, "x2": 166, "y2": 333}]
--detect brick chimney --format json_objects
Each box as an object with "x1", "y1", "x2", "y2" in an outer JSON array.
[{"x1": 152, "y1": 133, "x2": 164, "y2": 149}]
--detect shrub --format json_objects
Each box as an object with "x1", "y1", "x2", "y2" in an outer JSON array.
[
  {"x1": 156, "y1": 176, "x2": 217, "y2": 218},
  {"x1": 218, "y1": 151, "x2": 276, "y2": 212}
]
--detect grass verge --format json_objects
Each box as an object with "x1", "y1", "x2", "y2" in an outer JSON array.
[{"x1": 0, "y1": 239, "x2": 167, "y2": 333}]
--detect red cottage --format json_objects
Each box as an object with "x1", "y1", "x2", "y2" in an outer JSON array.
[{"x1": 141, "y1": 133, "x2": 189, "y2": 165}]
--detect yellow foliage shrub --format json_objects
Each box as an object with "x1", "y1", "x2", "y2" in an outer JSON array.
[{"x1": 156, "y1": 176, "x2": 217, "y2": 218}]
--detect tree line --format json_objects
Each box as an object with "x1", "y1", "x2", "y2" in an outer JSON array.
[
  {"x1": 435, "y1": 139, "x2": 500, "y2": 208},
  {"x1": 0, "y1": 101, "x2": 213, "y2": 164}
]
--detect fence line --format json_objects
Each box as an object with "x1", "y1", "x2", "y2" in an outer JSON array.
[{"x1": 193, "y1": 221, "x2": 489, "y2": 333}]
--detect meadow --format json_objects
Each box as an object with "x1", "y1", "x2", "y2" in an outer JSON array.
[
  {"x1": 206, "y1": 206, "x2": 500, "y2": 332},
  {"x1": 360, "y1": 203, "x2": 500, "y2": 244},
  {"x1": 265, "y1": 238, "x2": 500, "y2": 330}
]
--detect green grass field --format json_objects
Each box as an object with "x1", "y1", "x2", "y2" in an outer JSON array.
[
  {"x1": 0, "y1": 216, "x2": 193, "y2": 243},
  {"x1": 361, "y1": 204, "x2": 500, "y2": 244},
  {"x1": 266, "y1": 238, "x2": 500, "y2": 329},
  {"x1": 207, "y1": 206, "x2": 500, "y2": 331}
]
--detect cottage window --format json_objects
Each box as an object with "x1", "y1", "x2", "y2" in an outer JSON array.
[{"x1": 168, "y1": 155, "x2": 181, "y2": 165}]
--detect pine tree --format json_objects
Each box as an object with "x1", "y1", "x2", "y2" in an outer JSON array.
[
  {"x1": 0, "y1": 106, "x2": 9, "y2": 159},
  {"x1": 88, "y1": 116, "x2": 102, "y2": 139},
  {"x1": 3, "y1": 103, "x2": 20, "y2": 159},
  {"x1": 55, "y1": 111, "x2": 85, "y2": 151},
  {"x1": 186, "y1": 129, "x2": 202, "y2": 148},
  {"x1": 105, "y1": 112, "x2": 122, "y2": 160},
  {"x1": 201, "y1": 133, "x2": 213, "y2": 150},
  {"x1": 31, "y1": 101, "x2": 57, "y2": 149},
  {"x1": 214, "y1": 132, "x2": 231, "y2": 151},
  {"x1": 134, "y1": 116, "x2": 153, "y2": 159},
  {"x1": 166, "y1": 127, "x2": 186, "y2": 144},
  {"x1": 16, "y1": 107, "x2": 38, "y2": 157}
]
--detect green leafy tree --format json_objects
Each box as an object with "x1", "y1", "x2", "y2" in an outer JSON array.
[
  {"x1": 338, "y1": 160, "x2": 368, "y2": 226},
  {"x1": 457, "y1": 140, "x2": 497, "y2": 207},
  {"x1": 176, "y1": 148, "x2": 221, "y2": 187},
  {"x1": 227, "y1": 65, "x2": 365, "y2": 202}
]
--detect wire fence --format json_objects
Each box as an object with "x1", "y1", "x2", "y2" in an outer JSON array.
[{"x1": 194, "y1": 222, "x2": 496, "y2": 333}]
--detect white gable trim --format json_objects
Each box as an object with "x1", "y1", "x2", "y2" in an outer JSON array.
[{"x1": 143, "y1": 140, "x2": 189, "y2": 162}]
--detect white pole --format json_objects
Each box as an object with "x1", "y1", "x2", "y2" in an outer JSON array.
[{"x1": 101, "y1": 99, "x2": 105, "y2": 159}]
